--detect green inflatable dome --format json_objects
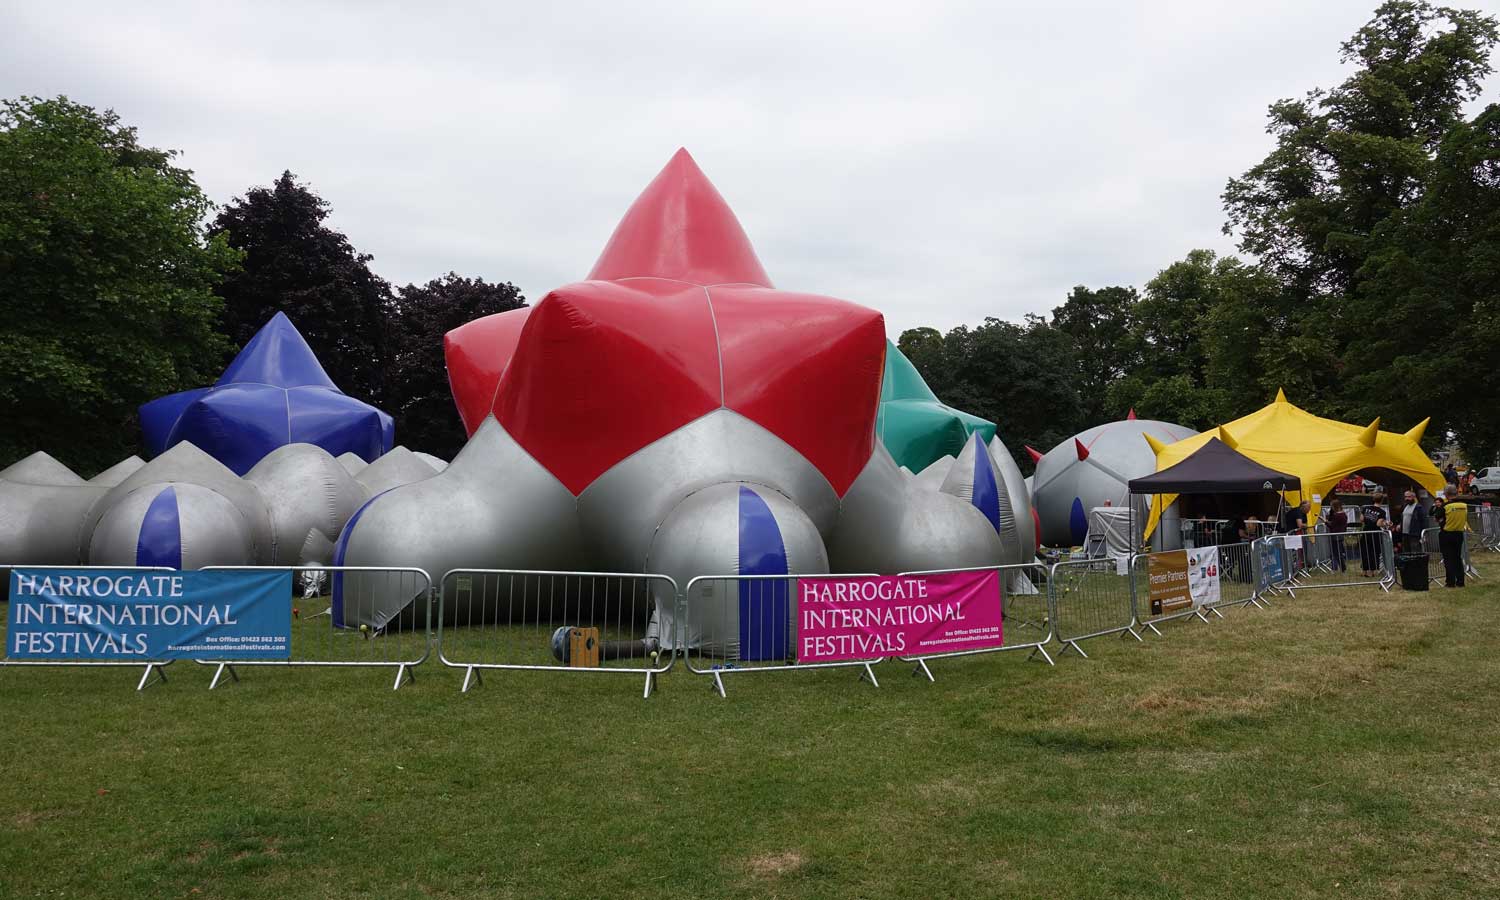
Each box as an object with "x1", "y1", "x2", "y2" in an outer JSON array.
[{"x1": 876, "y1": 340, "x2": 996, "y2": 472}]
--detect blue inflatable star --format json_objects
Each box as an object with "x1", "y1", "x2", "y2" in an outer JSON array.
[{"x1": 140, "y1": 312, "x2": 394, "y2": 474}]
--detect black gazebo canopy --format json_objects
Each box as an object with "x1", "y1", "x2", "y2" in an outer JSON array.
[{"x1": 1128, "y1": 437, "x2": 1299, "y2": 495}]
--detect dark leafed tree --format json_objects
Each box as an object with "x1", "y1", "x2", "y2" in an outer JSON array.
[
  {"x1": 209, "y1": 172, "x2": 393, "y2": 405},
  {"x1": 1222, "y1": 0, "x2": 1499, "y2": 416},
  {"x1": 387, "y1": 274, "x2": 526, "y2": 458},
  {"x1": 898, "y1": 316, "x2": 1085, "y2": 471},
  {"x1": 1049, "y1": 285, "x2": 1139, "y2": 425},
  {"x1": 0, "y1": 96, "x2": 238, "y2": 474}
]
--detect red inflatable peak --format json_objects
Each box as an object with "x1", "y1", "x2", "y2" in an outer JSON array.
[
  {"x1": 1126, "y1": 407, "x2": 1137, "y2": 420},
  {"x1": 586, "y1": 149, "x2": 773, "y2": 288},
  {"x1": 1024, "y1": 445, "x2": 1043, "y2": 464},
  {"x1": 1074, "y1": 438, "x2": 1090, "y2": 461}
]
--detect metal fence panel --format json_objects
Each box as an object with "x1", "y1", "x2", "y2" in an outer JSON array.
[
  {"x1": 1203, "y1": 542, "x2": 1263, "y2": 613},
  {"x1": 1, "y1": 565, "x2": 178, "y2": 690},
  {"x1": 1264, "y1": 531, "x2": 1393, "y2": 595},
  {"x1": 194, "y1": 566, "x2": 433, "y2": 690},
  {"x1": 897, "y1": 562, "x2": 1055, "y2": 676},
  {"x1": 1048, "y1": 556, "x2": 1139, "y2": 656},
  {"x1": 681, "y1": 573, "x2": 885, "y2": 698},
  {"x1": 1132, "y1": 550, "x2": 1211, "y2": 633},
  {"x1": 1421, "y1": 527, "x2": 1480, "y2": 585},
  {"x1": 1468, "y1": 507, "x2": 1500, "y2": 552},
  {"x1": 436, "y1": 569, "x2": 677, "y2": 698}
]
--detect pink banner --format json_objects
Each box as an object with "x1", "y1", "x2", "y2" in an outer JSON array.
[{"x1": 798, "y1": 570, "x2": 1003, "y2": 662}]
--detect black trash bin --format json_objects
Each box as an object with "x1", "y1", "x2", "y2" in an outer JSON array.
[{"x1": 1397, "y1": 553, "x2": 1429, "y2": 591}]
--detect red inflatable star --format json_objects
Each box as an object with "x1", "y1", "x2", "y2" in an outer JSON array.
[{"x1": 445, "y1": 150, "x2": 886, "y2": 496}]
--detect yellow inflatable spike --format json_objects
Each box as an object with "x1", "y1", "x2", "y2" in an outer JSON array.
[
  {"x1": 1358, "y1": 417, "x2": 1381, "y2": 448},
  {"x1": 1405, "y1": 417, "x2": 1429, "y2": 444},
  {"x1": 1217, "y1": 426, "x2": 1239, "y2": 449},
  {"x1": 1142, "y1": 432, "x2": 1167, "y2": 455},
  {"x1": 1274, "y1": 387, "x2": 1288, "y2": 403}
]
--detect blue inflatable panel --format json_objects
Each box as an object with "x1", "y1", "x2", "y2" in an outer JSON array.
[
  {"x1": 140, "y1": 313, "x2": 393, "y2": 475},
  {"x1": 737, "y1": 485, "x2": 789, "y2": 661},
  {"x1": 135, "y1": 486, "x2": 183, "y2": 569}
]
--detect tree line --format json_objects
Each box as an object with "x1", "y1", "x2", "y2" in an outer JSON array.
[
  {"x1": 902, "y1": 1, "x2": 1500, "y2": 470},
  {"x1": 2, "y1": 2, "x2": 1497, "y2": 478},
  {"x1": 0, "y1": 99, "x2": 523, "y2": 474}
]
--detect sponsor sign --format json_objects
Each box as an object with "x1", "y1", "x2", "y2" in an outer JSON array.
[
  {"x1": 798, "y1": 570, "x2": 1002, "y2": 662},
  {"x1": 7, "y1": 569, "x2": 292, "y2": 660},
  {"x1": 1187, "y1": 546, "x2": 1221, "y2": 607},
  {"x1": 1147, "y1": 550, "x2": 1192, "y2": 617}
]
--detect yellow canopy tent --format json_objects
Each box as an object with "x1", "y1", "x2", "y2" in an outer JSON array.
[{"x1": 1142, "y1": 389, "x2": 1444, "y2": 537}]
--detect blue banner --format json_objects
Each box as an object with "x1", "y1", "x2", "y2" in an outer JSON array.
[
  {"x1": 1257, "y1": 541, "x2": 1284, "y2": 589},
  {"x1": 6, "y1": 569, "x2": 292, "y2": 660}
]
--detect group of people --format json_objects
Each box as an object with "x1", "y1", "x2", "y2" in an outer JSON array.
[{"x1": 1197, "y1": 486, "x2": 1472, "y2": 588}]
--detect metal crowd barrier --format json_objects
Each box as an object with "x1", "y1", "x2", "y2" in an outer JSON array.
[
  {"x1": 1, "y1": 565, "x2": 178, "y2": 690},
  {"x1": 1202, "y1": 541, "x2": 1261, "y2": 614},
  {"x1": 1047, "y1": 556, "x2": 1140, "y2": 657},
  {"x1": 1468, "y1": 507, "x2": 1500, "y2": 551},
  {"x1": 436, "y1": 569, "x2": 677, "y2": 698},
  {"x1": 194, "y1": 565, "x2": 434, "y2": 690},
  {"x1": 1132, "y1": 550, "x2": 1211, "y2": 633},
  {"x1": 1179, "y1": 518, "x2": 1232, "y2": 548},
  {"x1": 1420, "y1": 527, "x2": 1479, "y2": 586},
  {"x1": 681, "y1": 573, "x2": 884, "y2": 698},
  {"x1": 1263, "y1": 531, "x2": 1393, "y2": 595},
  {"x1": 898, "y1": 562, "x2": 1054, "y2": 678}
]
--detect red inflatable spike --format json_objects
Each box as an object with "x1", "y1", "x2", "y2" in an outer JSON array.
[
  {"x1": 1024, "y1": 445, "x2": 1043, "y2": 464},
  {"x1": 587, "y1": 148, "x2": 773, "y2": 288},
  {"x1": 1126, "y1": 408, "x2": 1137, "y2": 420},
  {"x1": 443, "y1": 150, "x2": 884, "y2": 496},
  {"x1": 1074, "y1": 438, "x2": 1090, "y2": 461}
]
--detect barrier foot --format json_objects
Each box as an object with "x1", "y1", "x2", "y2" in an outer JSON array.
[
  {"x1": 860, "y1": 662, "x2": 880, "y2": 689},
  {"x1": 1059, "y1": 640, "x2": 1088, "y2": 659},
  {"x1": 1124, "y1": 627, "x2": 1144, "y2": 642},
  {"x1": 137, "y1": 662, "x2": 167, "y2": 692},
  {"x1": 911, "y1": 659, "x2": 935, "y2": 682},
  {"x1": 642, "y1": 671, "x2": 655, "y2": 699},
  {"x1": 1208, "y1": 606, "x2": 1227, "y2": 620},
  {"x1": 208, "y1": 663, "x2": 238, "y2": 691},
  {"x1": 1027, "y1": 645, "x2": 1055, "y2": 666},
  {"x1": 1144, "y1": 622, "x2": 1163, "y2": 637},
  {"x1": 1194, "y1": 609, "x2": 1212, "y2": 624},
  {"x1": 460, "y1": 665, "x2": 481, "y2": 693},
  {"x1": 392, "y1": 663, "x2": 413, "y2": 691},
  {"x1": 711, "y1": 671, "x2": 727, "y2": 699}
]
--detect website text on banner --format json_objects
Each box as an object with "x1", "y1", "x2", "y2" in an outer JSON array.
[
  {"x1": 7, "y1": 569, "x2": 292, "y2": 660},
  {"x1": 799, "y1": 571, "x2": 1002, "y2": 663}
]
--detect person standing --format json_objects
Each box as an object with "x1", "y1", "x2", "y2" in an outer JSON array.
[
  {"x1": 1281, "y1": 500, "x2": 1309, "y2": 534},
  {"x1": 1400, "y1": 490, "x2": 1429, "y2": 553},
  {"x1": 1436, "y1": 489, "x2": 1469, "y2": 587},
  {"x1": 1326, "y1": 499, "x2": 1349, "y2": 572},
  {"x1": 1358, "y1": 494, "x2": 1388, "y2": 577}
]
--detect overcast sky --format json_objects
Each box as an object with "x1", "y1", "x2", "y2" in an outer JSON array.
[{"x1": 0, "y1": 1, "x2": 1456, "y2": 336}]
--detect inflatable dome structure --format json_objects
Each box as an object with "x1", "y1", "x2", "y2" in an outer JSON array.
[
  {"x1": 1030, "y1": 414, "x2": 1198, "y2": 547},
  {"x1": 139, "y1": 312, "x2": 394, "y2": 475},
  {"x1": 335, "y1": 149, "x2": 1009, "y2": 640}
]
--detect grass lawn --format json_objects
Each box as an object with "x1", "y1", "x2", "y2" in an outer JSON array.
[{"x1": 2, "y1": 561, "x2": 1498, "y2": 899}]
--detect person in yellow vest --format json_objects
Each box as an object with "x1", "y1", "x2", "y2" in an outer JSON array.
[{"x1": 1435, "y1": 487, "x2": 1470, "y2": 588}]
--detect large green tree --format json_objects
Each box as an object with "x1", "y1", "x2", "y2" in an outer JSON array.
[
  {"x1": 1049, "y1": 285, "x2": 1138, "y2": 425},
  {"x1": 1223, "y1": 0, "x2": 1499, "y2": 426},
  {"x1": 0, "y1": 96, "x2": 238, "y2": 474},
  {"x1": 898, "y1": 316, "x2": 1085, "y2": 468},
  {"x1": 386, "y1": 274, "x2": 526, "y2": 458},
  {"x1": 209, "y1": 172, "x2": 393, "y2": 405}
]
